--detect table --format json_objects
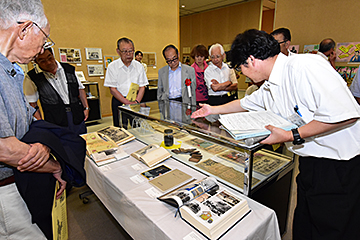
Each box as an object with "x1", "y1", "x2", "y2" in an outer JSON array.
[{"x1": 85, "y1": 139, "x2": 281, "y2": 240}]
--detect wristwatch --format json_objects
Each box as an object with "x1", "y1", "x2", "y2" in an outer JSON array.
[
  {"x1": 84, "y1": 107, "x2": 90, "y2": 110},
  {"x1": 291, "y1": 128, "x2": 304, "y2": 145}
]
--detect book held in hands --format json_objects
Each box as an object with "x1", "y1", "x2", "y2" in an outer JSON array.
[
  {"x1": 219, "y1": 110, "x2": 297, "y2": 140},
  {"x1": 158, "y1": 177, "x2": 250, "y2": 239}
]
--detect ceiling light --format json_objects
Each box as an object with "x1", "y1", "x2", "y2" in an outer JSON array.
[{"x1": 181, "y1": 5, "x2": 185, "y2": 8}]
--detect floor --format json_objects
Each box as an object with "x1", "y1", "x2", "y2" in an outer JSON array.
[{"x1": 67, "y1": 95, "x2": 299, "y2": 239}]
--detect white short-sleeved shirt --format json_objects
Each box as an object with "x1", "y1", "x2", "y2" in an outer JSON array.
[
  {"x1": 240, "y1": 53, "x2": 360, "y2": 160},
  {"x1": 104, "y1": 58, "x2": 148, "y2": 96},
  {"x1": 24, "y1": 61, "x2": 84, "y2": 104},
  {"x1": 205, "y1": 62, "x2": 237, "y2": 96},
  {"x1": 350, "y1": 69, "x2": 360, "y2": 98}
]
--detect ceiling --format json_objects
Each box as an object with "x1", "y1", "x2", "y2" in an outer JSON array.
[{"x1": 180, "y1": 0, "x2": 276, "y2": 17}]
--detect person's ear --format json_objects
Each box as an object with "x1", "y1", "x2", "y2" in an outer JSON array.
[
  {"x1": 249, "y1": 55, "x2": 256, "y2": 66},
  {"x1": 285, "y1": 41, "x2": 291, "y2": 49},
  {"x1": 18, "y1": 21, "x2": 33, "y2": 40},
  {"x1": 116, "y1": 48, "x2": 121, "y2": 56}
]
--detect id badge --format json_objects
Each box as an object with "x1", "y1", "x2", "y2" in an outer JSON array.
[{"x1": 287, "y1": 113, "x2": 306, "y2": 127}]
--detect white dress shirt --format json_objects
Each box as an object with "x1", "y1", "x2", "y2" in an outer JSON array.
[
  {"x1": 241, "y1": 53, "x2": 360, "y2": 160},
  {"x1": 168, "y1": 63, "x2": 182, "y2": 99},
  {"x1": 104, "y1": 58, "x2": 148, "y2": 96},
  {"x1": 205, "y1": 62, "x2": 237, "y2": 96}
]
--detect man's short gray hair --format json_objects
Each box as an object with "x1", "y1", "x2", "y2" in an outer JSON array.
[
  {"x1": 209, "y1": 43, "x2": 225, "y2": 56},
  {"x1": 0, "y1": 0, "x2": 47, "y2": 30}
]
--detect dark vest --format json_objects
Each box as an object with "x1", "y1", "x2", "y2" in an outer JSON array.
[{"x1": 27, "y1": 63, "x2": 84, "y2": 127}]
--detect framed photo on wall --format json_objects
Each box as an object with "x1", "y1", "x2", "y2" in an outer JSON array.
[
  {"x1": 87, "y1": 64, "x2": 104, "y2": 77},
  {"x1": 59, "y1": 48, "x2": 82, "y2": 63},
  {"x1": 104, "y1": 55, "x2": 120, "y2": 69},
  {"x1": 142, "y1": 52, "x2": 156, "y2": 67},
  {"x1": 85, "y1": 48, "x2": 103, "y2": 60}
]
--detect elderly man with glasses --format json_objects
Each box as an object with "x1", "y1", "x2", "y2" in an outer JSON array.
[
  {"x1": 104, "y1": 37, "x2": 148, "y2": 127},
  {"x1": 24, "y1": 48, "x2": 89, "y2": 135},
  {"x1": 205, "y1": 43, "x2": 238, "y2": 106},
  {"x1": 0, "y1": 0, "x2": 66, "y2": 239},
  {"x1": 157, "y1": 44, "x2": 196, "y2": 105}
]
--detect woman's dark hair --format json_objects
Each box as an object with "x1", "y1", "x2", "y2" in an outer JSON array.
[
  {"x1": 190, "y1": 44, "x2": 209, "y2": 59},
  {"x1": 229, "y1": 29, "x2": 280, "y2": 69}
]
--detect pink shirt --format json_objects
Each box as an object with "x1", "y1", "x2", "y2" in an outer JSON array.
[{"x1": 191, "y1": 61, "x2": 209, "y2": 102}]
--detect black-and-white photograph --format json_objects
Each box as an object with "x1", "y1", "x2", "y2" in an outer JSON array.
[
  {"x1": 217, "y1": 190, "x2": 240, "y2": 206},
  {"x1": 185, "y1": 202, "x2": 201, "y2": 214},
  {"x1": 203, "y1": 199, "x2": 231, "y2": 217},
  {"x1": 97, "y1": 126, "x2": 128, "y2": 142},
  {"x1": 87, "y1": 64, "x2": 104, "y2": 77},
  {"x1": 85, "y1": 47, "x2": 103, "y2": 60}
]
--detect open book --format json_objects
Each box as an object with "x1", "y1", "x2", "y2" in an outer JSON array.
[
  {"x1": 131, "y1": 144, "x2": 171, "y2": 167},
  {"x1": 158, "y1": 177, "x2": 250, "y2": 240},
  {"x1": 219, "y1": 111, "x2": 297, "y2": 140},
  {"x1": 81, "y1": 132, "x2": 129, "y2": 166}
]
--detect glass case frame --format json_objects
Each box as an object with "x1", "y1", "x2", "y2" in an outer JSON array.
[{"x1": 118, "y1": 100, "x2": 295, "y2": 197}]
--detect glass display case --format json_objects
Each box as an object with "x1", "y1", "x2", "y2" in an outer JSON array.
[
  {"x1": 83, "y1": 82, "x2": 101, "y2": 122},
  {"x1": 118, "y1": 100, "x2": 295, "y2": 235}
]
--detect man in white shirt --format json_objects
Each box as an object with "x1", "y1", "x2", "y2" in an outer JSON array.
[
  {"x1": 192, "y1": 29, "x2": 360, "y2": 240},
  {"x1": 24, "y1": 48, "x2": 89, "y2": 135},
  {"x1": 317, "y1": 38, "x2": 336, "y2": 69},
  {"x1": 104, "y1": 37, "x2": 148, "y2": 127},
  {"x1": 270, "y1": 28, "x2": 295, "y2": 56},
  {"x1": 205, "y1": 43, "x2": 238, "y2": 106}
]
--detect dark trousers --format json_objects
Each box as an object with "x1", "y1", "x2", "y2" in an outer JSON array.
[
  {"x1": 208, "y1": 93, "x2": 236, "y2": 106},
  {"x1": 111, "y1": 97, "x2": 133, "y2": 129},
  {"x1": 293, "y1": 155, "x2": 360, "y2": 240},
  {"x1": 66, "y1": 111, "x2": 86, "y2": 135}
]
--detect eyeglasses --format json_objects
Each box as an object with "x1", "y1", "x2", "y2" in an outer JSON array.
[
  {"x1": 166, "y1": 57, "x2": 178, "y2": 64},
  {"x1": 17, "y1": 21, "x2": 55, "y2": 48},
  {"x1": 210, "y1": 55, "x2": 222, "y2": 59},
  {"x1": 278, "y1": 40, "x2": 287, "y2": 45},
  {"x1": 120, "y1": 50, "x2": 134, "y2": 55}
]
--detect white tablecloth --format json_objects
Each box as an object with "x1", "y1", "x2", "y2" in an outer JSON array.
[{"x1": 85, "y1": 140, "x2": 281, "y2": 240}]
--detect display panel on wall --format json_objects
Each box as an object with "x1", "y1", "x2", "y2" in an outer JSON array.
[
  {"x1": 336, "y1": 66, "x2": 358, "y2": 86},
  {"x1": 336, "y1": 42, "x2": 360, "y2": 64},
  {"x1": 87, "y1": 64, "x2": 104, "y2": 77},
  {"x1": 303, "y1": 44, "x2": 319, "y2": 53},
  {"x1": 85, "y1": 48, "x2": 103, "y2": 61},
  {"x1": 59, "y1": 48, "x2": 82, "y2": 63},
  {"x1": 104, "y1": 55, "x2": 120, "y2": 69},
  {"x1": 142, "y1": 52, "x2": 156, "y2": 67},
  {"x1": 75, "y1": 71, "x2": 87, "y2": 82}
]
